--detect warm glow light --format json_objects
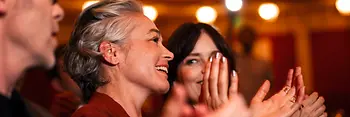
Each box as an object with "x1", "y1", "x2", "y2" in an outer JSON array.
[
  {"x1": 225, "y1": 0, "x2": 243, "y2": 12},
  {"x1": 143, "y1": 6, "x2": 158, "y2": 21},
  {"x1": 336, "y1": 0, "x2": 350, "y2": 16},
  {"x1": 258, "y1": 3, "x2": 279, "y2": 21},
  {"x1": 82, "y1": 1, "x2": 99, "y2": 10},
  {"x1": 196, "y1": 6, "x2": 217, "y2": 23},
  {"x1": 335, "y1": 113, "x2": 343, "y2": 117}
]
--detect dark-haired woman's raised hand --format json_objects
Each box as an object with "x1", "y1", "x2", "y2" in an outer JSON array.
[
  {"x1": 196, "y1": 93, "x2": 251, "y2": 117},
  {"x1": 199, "y1": 52, "x2": 239, "y2": 110},
  {"x1": 162, "y1": 82, "x2": 250, "y2": 117}
]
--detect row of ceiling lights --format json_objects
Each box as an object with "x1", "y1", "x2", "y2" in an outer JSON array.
[{"x1": 82, "y1": 0, "x2": 350, "y2": 23}]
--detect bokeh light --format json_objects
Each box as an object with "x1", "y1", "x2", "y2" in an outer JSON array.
[
  {"x1": 196, "y1": 6, "x2": 217, "y2": 24},
  {"x1": 225, "y1": 0, "x2": 243, "y2": 12},
  {"x1": 143, "y1": 5, "x2": 158, "y2": 21},
  {"x1": 336, "y1": 0, "x2": 350, "y2": 16},
  {"x1": 82, "y1": 1, "x2": 99, "y2": 10},
  {"x1": 258, "y1": 3, "x2": 280, "y2": 21}
]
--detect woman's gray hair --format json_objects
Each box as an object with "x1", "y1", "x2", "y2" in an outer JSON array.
[{"x1": 64, "y1": 0, "x2": 143, "y2": 102}]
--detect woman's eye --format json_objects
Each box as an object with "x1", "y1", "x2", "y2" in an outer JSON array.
[
  {"x1": 185, "y1": 59, "x2": 198, "y2": 65},
  {"x1": 152, "y1": 37, "x2": 159, "y2": 43},
  {"x1": 52, "y1": 0, "x2": 57, "y2": 4}
]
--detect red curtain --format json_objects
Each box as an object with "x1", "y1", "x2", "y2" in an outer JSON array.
[
  {"x1": 261, "y1": 33, "x2": 296, "y2": 93},
  {"x1": 311, "y1": 29, "x2": 350, "y2": 116}
]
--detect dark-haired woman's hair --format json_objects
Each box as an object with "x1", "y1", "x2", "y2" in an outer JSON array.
[{"x1": 167, "y1": 22, "x2": 236, "y2": 91}]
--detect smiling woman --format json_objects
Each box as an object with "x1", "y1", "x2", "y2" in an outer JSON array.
[
  {"x1": 166, "y1": 22, "x2": 323, "y2": 117},
  {"x1": 167, "y1": 23, "x2": 236, "y2": 104},
  {"x1": 63, "y1": 0, "x2": 174, "y2": 116}
]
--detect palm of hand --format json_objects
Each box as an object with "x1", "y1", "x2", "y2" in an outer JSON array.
[{"x1": 250, "y1": 80, "x2": 300, "y2": 117}]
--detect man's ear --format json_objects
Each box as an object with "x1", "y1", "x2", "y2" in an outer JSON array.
[
  {"x1": 99, "y1": 41, "x2": 119, "y2": 65},
  {"x1": 0, "y1": 0, "x2": 7, "y2": 17}
]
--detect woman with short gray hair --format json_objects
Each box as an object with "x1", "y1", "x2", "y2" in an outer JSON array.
[{"x1": 65, "y1": 0, "x2": 176, "y2": 116}]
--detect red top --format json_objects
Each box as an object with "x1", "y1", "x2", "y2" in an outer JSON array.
[{"x1": 72, "y1": 92, "x2": 129, "y2": 117}]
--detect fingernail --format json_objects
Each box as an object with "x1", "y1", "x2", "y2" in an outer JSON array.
[
  {"x1": 221, "y1": 57, "x2": 226, "y2": 62},
  {"x1": 209, "y1": 56, "x2": 213, "y2": 62},
  {"x1": 216, "y1": 52, "x2": 220, "y2": 58},
  {"x1": 232, "y1": 70, "x2": 237, "y2": 77}
]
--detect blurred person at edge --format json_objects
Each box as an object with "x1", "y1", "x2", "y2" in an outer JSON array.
[
  {"x1": 0, "y1": 0, "x2": 5, "y2": 91},
  {"x1": 0, "y1": 0, "x2": 64, "y2": 116},
  {"x1": 49, "y1": 45, "x2": 83, "y2": 117}
]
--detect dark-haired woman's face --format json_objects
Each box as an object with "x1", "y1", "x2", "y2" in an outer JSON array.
[{"x1": 177, "y1": 32, "x2": 219, "y2": 102}]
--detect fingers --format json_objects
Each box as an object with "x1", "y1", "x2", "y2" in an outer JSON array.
[
  {"x1": 280, "y1": 87, "x2": 296, "y2": 107},
  {"x1": 277, "y1": 86, "x2": 291, "y2": 96},
  {"x1": 304, "y1": 94, "x2": 309, "y2": 100},
  {"x1": 295, "y1": 67, "x2": 304, "y2": 88},
  {"x1": 218, "y1": 56, "x2": 229, "y2": 102},
  {"x1": 168, "y1": 82, "x2": 187, "y2": 105},
  {"x1": 286, "y1": 87, "x2": 296, "y2": 98},
  {"x1": 200, "y1": 58, "x2": 212, "y2": 102},
  {"x1": 293, "y1": 67, "x2": 302, "y2": 87},
  {"x1": 294, "y1": 67, "x2": 305, "y2": 103},
  {"x1": 193, "y1": 104, "x2": 209, "y2": 116},
  {"x1": 161, "y1": 83, "x2": 190, "y2": 117},
  {"x1": 302, "y1": 92, "x2": 319, "y2": 107},
  {"x1": 310, "y1": 96, "x2": 325, "y2": 112},
  {"x1": 280, "y1": 87, "x2": 300, "y2": 117},
  {"x1": 286, "y1": 69, "x2": 294, "y2": 87},
  {"x1": 284, "y1": 67, "x2": 305, "y2": 103},
  {"x1": 296, "y1": 85, "x2": 306, "y2": 103},
  {"x1": 273, "y1": 87, "x2": 299, "y2": 117},
  {"x1": 319, "y1": 112, "x2": 328, "y2": 117},
  {"x1": 284, "y1": 103, "x2": 301, "y2": 117},
  {"x1": 251, "y1": 80, "x2": 270, "y2": 104},
  {"x1": 224, "y1": 94, "x2": 250, "y2": 117},
  {"x1": 209, "y1": 53, "x2": 220, "y2": 101},
  {"x1": 228, "y1": 70, "x2": 238, "y2": 97},
  {"x1": 310, "y1": 105, "x2": 326, "y2": 117},
  {"x1": 181, "y1": 105, "x2": 195, "y2": 117}
]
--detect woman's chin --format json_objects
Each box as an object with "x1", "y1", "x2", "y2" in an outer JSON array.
[{"x1": 152, "y1": 82, "x2": 170, "y2": 94}]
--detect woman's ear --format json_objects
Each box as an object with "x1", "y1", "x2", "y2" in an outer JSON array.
[{"x1": 99, "y1": 41, "x2": 119, "y2": 65}]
